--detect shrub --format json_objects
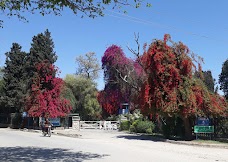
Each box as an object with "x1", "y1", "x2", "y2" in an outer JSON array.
[
  {"x1": 120, "y1": 120, "x2": 130, "y2": 131},
  {"x1": 11, "y1": 113, "x2": 22, "y2": 129},
  {"x1": 130, "y1": 120, "x2": 155, "y2": 134},
  {"x1": 136, "y1": 120, "x2": 154, "y2": 134}
]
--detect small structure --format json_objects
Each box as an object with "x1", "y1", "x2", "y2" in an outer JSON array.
[
  {"x1": 118, "y1": 103, "x2": 129, "y2": 115},
  {"x1": 65, "y1": 113, "x2": 80, "y2": 130}
]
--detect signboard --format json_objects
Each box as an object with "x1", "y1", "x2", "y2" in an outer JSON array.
[
  {"x1": 196, "y1": 117, "x2": 210, "y2": 126},
  {"x1": 49, "y1": 118, "x2": 60, "y2": 127},
  {"x1": 194, "y1": 126, "x2": 214, "y2": 133},
  {"x1": 22, "y1": 112, "x2": 28, "y2": 118}
]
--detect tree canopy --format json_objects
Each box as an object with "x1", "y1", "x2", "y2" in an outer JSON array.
[
  {"x1": 138, "y1": 35, "x2": 227, "y2": 118},
  {"x1": 3, "y1": 43, "x2": 27, "y2": 113},
  {"x1": 25, "y1": 62, "x2": 72, "y2": 118},
  {"x1": 0, "y1": 0, "x2": 151, "y2": 27},
  {"x1": 219, "y1": 59, "x2": 228, "y2": 100},
  {"x1": 98, "y1": 45, "x2": 144, "y2": 114},
  {"x1": 0, "y1": 29, "x2": 72, "y2": 118},
  {"x1": 64, "y1": 74, "x2": 101, "y2": 120},
  {"x1": 99, "y1": 34, "x2": 228, "y2": 139},
  {"x1": 75, "y1": 52, "x2": 100, "y2": 80},
  {"x1": 26, "y1": 29, "x2": 57, "y2": 92}
]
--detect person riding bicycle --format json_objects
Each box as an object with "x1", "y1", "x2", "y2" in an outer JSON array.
[
  {"x1": 44, "y1": 118, "x2": 51, "y2": 131},
  {"x1": 40, "y1": 118, "x2": 51, "y2": 132}
]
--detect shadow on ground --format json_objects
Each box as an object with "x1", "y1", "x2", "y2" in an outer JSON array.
[
  {"x1": 0, "y1": 147, "x2": 109, "y2": 162},
  {"x1": 116, "y1": 134, "x2": 168, "y2": 142}
]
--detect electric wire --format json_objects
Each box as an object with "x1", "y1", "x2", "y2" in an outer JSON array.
[{"x1": 106, "y1": 10, "x2": 228, "y2": 44}]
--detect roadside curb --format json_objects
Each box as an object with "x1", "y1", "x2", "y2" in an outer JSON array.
[
  {"x1": 54, "y1": 132, "x2": 82, "y2": 138},
  {"x1": 18, "y1": 128, "x2": 228, "y2": 149},
  {"x1": 19, "y1": 128, "x2": 82, "y2": 138},
  {"x1": 165, "y1": 139, "x2": 228, "y2": 149}
]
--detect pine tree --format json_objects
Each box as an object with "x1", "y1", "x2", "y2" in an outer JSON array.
[
  {"x1": 3, "y1": 43, "x2": 27, "y2": 113},
  {"x1": 28, "y1": 29, "x2": 57, "y2": 64},
  {"x1": 219, "y1": 59, "x2": 228, "y2": 100},
  {"x1": 26, "y1": 29, "x2": 57, "y2": 91}
]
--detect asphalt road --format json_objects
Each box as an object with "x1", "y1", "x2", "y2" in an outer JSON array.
[{"x1": 0, "y1": 128, "x2": 227, "y2": 162}]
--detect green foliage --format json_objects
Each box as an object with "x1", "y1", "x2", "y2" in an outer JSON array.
[
  {"x1": 61, "y1": 85, "x2": 77, "y2": 111},
  {"x1": 161, "y1": 117, "x2": 185, "y2": 138},
  {"x1": 84, "y1": 94, "x2": 102, "y2": 120},
  {"x1": 203, "y1": 71, "x2": 215, "y2": 93},
  {"x1": 11, "y1": 113, "x2": 22, "y2": 129},
  {"x1": 0, "y1": 72, "x2": 6, "y2": 112},
  {"x1": 219, "y1": 59, "x2": 228, "y2": 100},
  {"x1": 129, "y1": 119, "x2": 140, "y2": 132},
  {"x1": 128, "y1": 109, "x2": 143, "y2": 122},
  {"x1": 0, "y1": 67, "x2": 3, "y2": 79},
  {"x1": 0, "y1": 0, "x2": 151, "y2": 27},
  {"x1": 3, "y1": 43, "x2": 27, "y2": 113},
  {"x1": 214, "y1": 118, "x2": 228, "y2": 138},
  {"x1": 130, "y1": 120, "x2": 155, "y2": 134},
  {"x1": 120, "y1": 120, "x2": 130, "y2": 131},
  {"x1": 64, "y1": 74, "x2": 102, "y2": 120},
  {"x1": 27, "y1": 29, "x2": 57, "y2": 65},
  {"x1": 195, "y1": 70, "x2": 215, "y2": 92},
  {"x1": 106, "y1": 115, "x2": 119, "y2": 121},
  {"x1": 0, "y1": 69, "x2": 4, "y2": 95}
]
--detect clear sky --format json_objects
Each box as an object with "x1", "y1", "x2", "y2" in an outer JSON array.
[{"x1": 1, "y1": 1, "x2": 228, "y2": 93}]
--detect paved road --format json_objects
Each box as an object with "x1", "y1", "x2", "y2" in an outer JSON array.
[{"x1": 0, "y1": 128, "x2": 227, "y2": 162}]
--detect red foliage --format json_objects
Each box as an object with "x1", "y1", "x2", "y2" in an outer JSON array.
[
  {"x1": 139, "y1": 34, "x2": 228, "y2": 117},
  {"x1": 97, "y1": 89, "x2": 122, "y2": 115},
  {"x1": 99, "y1": 35, "x2": 228, "y2": 118},
  {"x1": 100, "y1": 45, "x2": 145, "y2": 115},
  {"x1": 26, "y1": 62, "x2": 72, "y2": 118}
]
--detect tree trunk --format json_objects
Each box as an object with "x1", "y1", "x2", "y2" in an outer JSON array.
[{"x1": 182, "y1": 117, "x2": 193, "y2": 140}]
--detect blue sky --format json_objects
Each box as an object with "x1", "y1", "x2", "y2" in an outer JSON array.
[{"x1": 1, "y1": 1, "x2": 228, "y2": 93}]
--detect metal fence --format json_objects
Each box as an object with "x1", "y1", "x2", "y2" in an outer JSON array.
[{"x1": 80, "y1": 121, "x2": 119, "y2": 130}]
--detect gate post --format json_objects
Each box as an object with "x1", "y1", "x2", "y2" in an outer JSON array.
[{"x1": 72, "y1": 116, "x2": 80, "y2": 131}]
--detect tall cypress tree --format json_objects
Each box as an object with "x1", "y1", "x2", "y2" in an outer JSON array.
[
  {"x1": 219, "y1": 59, "x2": 228, "y2": 100},
  {"x1": 26, "y1": 29, "x2": 57, "y2": 91},
  {"x1": 3, "y1": 43, "x2": 27, "y2": 113},
  {"x1": 28, "y1": 29, "x2": 57, "y2": 65},
  {"x1": 0, "y1": 67, "x2": 5, "y2": 112}
]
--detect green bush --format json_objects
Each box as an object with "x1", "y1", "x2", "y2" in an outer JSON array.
[
  {"x1": 120, "y1": 120, "x2": 130, "y2": 131},
  {"x1": 130, "y1": 120, "x2": 155, "y2": 134},
  {"x1": 11, "y1": 113, "x2": 22, "y2": 129},
  {"x1": 129, "y1": 119, "x2": 139, "y2": 132}
]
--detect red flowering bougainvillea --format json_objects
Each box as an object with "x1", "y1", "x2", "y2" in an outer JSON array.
[
  {"x1": 99, "y1": 34, "x2": 228, "y2": 139},
  {"x1": 25, "y1": 61, "x2": 72, "y2": 118},
  {"x1": 99, "y1": 45, "x2": 145, "y2": 114},
  {"x1": 139, "y1": 34, "x2": 227, "y2": 118}
]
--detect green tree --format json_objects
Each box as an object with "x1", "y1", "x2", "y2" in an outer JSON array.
[
  {"x1": 0, "y1": 67, "x2": 3, "y2": 79},
  {"x1": 64, "y1": 74, "x2": 101, "y2": 120},
  {"x1": 0, "y1": 67, "x2": 4, "y2": 96},
  {"x1": 61, "y1": 84, "x2": 77, "y2": 111},
  {"x1": 3, "y1": 43, "x2": 27, "y2": 113},
  {"x1": 0, "y1": 67, "x2": 5, "y2": 112},
  {"x1": 27, "y1": 29, "x2": 57, "y2": 65},
  {"x1": 26, "y1": 29, "x2": 57, "y2": 90},
  {"x1": 0, "y1": 0, "x2": 151, "y2": 27},
  {"x1": 75, "y1": 52, "x2": 100, "y2": 80},
  {"x1": 219, "y1": 59, "x2": 228, "y2": 100},
  {"x1": 195, "y1": 70, "x2": 215, "y2": 93},
  {"x1": 203, "y1": 71, "x2": 215, "y2": 93}
]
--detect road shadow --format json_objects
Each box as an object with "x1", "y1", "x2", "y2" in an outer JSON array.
[
  {"x1": 0, "y1": 146, "x2": 109, "y2": 162},
  {"x1": 116, "y1": 134, "x2": 168, "y2": 142}
]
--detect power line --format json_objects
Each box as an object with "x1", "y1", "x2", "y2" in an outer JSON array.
[{"x1": 105, "y1": 10, "x2": 228, "y2": 44}]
